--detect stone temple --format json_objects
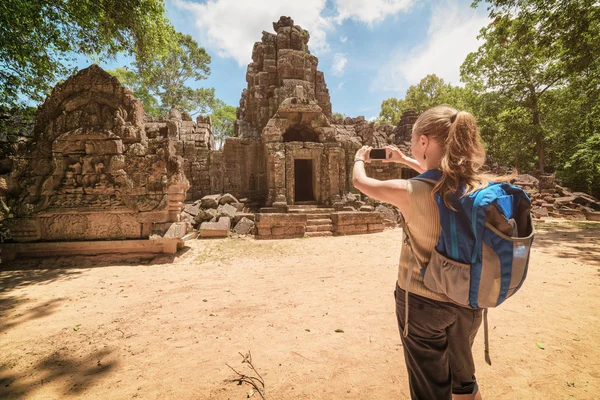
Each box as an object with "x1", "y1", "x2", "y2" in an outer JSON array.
[
  {"x1": 217, "y1": 16, "x2": 416, "y2": 208},
  {"x1": 7, "y1": 16, "x2": 526, "y2": 258}
]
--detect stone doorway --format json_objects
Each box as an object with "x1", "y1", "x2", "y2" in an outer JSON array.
[{"x1": 294, "y1": 159, "x2": 314, "y2": 202}]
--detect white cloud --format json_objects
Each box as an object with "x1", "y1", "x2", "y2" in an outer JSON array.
[
  {"x1": 337, "y1": 81, "x2": 346, "y2": 90},
  {"x1": 171, "y1": 0, "x2": 332, "y2": 67},
  {"x1": 340, "y1": 36, "x2": 348, "y2": 43},
  {"x1": 332, "y1": 53, "x2": 348, "y2": 76},
  {"x1": 334, "y1": 0, "x2": 414, "y2": 24},
  {"x1": 372, "y1": 0, "x2": 489, "y2": 92}
]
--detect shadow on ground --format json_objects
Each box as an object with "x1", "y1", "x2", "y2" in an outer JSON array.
[
  {"x1": 0, "y1": 348, "x2": 117, "y2": 399},
  {"x1": 533, "y1": 222, "x2": 600, "y2": 267}
]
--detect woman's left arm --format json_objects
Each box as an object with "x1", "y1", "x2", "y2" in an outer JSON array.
[{"x1": 352, "y1": 146, "x2": 410, "y2": 218}]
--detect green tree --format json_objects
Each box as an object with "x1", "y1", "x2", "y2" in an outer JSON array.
[
  {"x1": 108, "y1": 32, "x2": 215, "y2": 117},
  {"x1": 378, "y1": 98, "x2": 407, "y2": 125},
  {"x1": 404, "y1": 74, "x2": 453, "y2": 114},
  {"x1": 473, "y1": 0, "x2": 599, "y2": 77},
  {"x1": 107, "y1": 67, "x2": 160, "y2": 117},
  {"x1": 211, "y1": 99, "x2": 237, "y2": 150},
  {"x1": 461, "y1": 13, "x2": 566, "y2": 173},
  {"x1": 0, "y1": 0, "x2": 174, "y2": 106},
  {"x1": 378, "y1": 74, "x2": 476, "y2": 125},
  {"x1": 137, "y1": 32, "x2": 215, "y2": 115}
]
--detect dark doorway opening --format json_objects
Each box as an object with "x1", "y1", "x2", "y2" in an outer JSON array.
[{"x1": 294, "y1": 159, "x2": 314, "y2": 202}]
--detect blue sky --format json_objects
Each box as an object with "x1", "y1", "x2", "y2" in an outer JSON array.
[{"x1": 85, "y1": 0, "x2": 490, "y2": 120}]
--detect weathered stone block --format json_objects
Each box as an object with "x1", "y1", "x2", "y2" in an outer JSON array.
[
  {"x1": 218, "y1": 203, "x2": 238, "y2": 219},
  {"x1": 368, "y1": 223, "x2": 385, "y2": 232},
  {"x1": 201, "y1": 194, "x2": 220, "y2": 209},
  {"x1": 200, "y1": 217, "x2": 230, "y2": 238},
  {"x1": 219, "y1": 193, "x2": 239, "y2": 205},
  {"x1": 234, "y1": 217, "x2": 256, "y2": 235},
  {"x1": 184, "y1": 203, "x2": 201, "y2": 217}
]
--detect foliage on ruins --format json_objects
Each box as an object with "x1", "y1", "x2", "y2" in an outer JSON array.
[
  {"x1": 211, "y1": 99, "x2": 237, "y2": 150},
  {"x1": 107, "y1": 32, "x2": 215, "y2": 117},
  {"x1": 378, "y1": 75, "x2": 473, "y2": 125},
  {"x1": 0, "y1": 0, "x2": 175, "y2": 107}
]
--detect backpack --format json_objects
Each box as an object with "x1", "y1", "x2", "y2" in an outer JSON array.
[{"x1": 400, "y1": 169, "x2": 534, "y2": 365}]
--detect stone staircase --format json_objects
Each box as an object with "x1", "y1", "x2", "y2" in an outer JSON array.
[{"x1": 288, "y1": 205, "x2": 335, "y2": 237}]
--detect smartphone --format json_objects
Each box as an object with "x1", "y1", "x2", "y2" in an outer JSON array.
[{"x1": 369, "y1": 148, "x2": 388, "y2": 160}]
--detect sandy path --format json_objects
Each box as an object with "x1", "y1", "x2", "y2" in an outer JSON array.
[{"x1": 1, "y1": 222, "x2": 599, "y2": 399}]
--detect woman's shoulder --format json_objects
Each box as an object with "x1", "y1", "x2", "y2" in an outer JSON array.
[{"x1": 407, "y1": 178, "x2": 435, "y2": 196}]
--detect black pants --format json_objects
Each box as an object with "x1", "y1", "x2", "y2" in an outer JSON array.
[{"x1": 395, "y1": 284, "x2": 482, "y2": 399}]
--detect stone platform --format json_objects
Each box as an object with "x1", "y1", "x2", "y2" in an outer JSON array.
[
  {"x1": 255, "y1": 205, "x2": 385, "y2": 239},
  {"x1": 0, "y1": 235, "x2": 195, "y2": 263}
]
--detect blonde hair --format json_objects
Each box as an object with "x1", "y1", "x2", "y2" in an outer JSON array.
[{"x1": 413, "y1": 105, "x2": 514, "y2": 209}]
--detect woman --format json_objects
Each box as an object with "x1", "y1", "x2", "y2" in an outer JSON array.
[{"x1": 352, "y1": 105, "x2": 487, "y2": 400}]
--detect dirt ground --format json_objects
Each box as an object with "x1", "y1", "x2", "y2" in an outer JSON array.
[{"x1": 1, "y1": 222, "x2": 599, "y2": 400}]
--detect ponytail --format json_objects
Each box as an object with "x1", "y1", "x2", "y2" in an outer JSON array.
[{"x1": 413, "y1": 106, "x2": 515, "y2": 210}]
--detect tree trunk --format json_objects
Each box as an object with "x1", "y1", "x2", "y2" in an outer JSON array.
[
  {"x1": 530, "y1": 88, "x2": 545, "y2": 173},
  {"x1": 533, "y1": 109, "x2": 545, "y2": 173}
]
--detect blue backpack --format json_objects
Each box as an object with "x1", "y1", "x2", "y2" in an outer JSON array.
[{"x1": 401, "y1": 169, "x2": 534, "y2": 364}]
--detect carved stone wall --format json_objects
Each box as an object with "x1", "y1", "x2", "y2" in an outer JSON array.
[
  {"x1": 145, "y1": 112, "x2": 214, "y2": 200},
  {"x1": 235, "y1": 16, "x2": 332, "y2": 139},
  {"x1": 4, "y1": 65, "x2": 189, "y2": 243}
]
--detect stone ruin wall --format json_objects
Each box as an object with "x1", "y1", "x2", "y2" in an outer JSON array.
[
  {"x1": 2, "y1": 65, "x2": 190, "y2": 243},
  {"x1": 235, "y1": 16, "x2": 331, "y2": 140}
]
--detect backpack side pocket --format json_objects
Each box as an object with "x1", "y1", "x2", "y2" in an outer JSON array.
[
  {"x1": 423, "y1": 249, "x2": 471, "y2": 306},
  {"x1": 482, "y1": 220, "x2": 534, "y2": 306}
]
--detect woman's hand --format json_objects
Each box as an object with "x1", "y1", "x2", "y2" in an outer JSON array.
[
  {"x1": 355, "y1": 146, "x2": 372, "y2": 163},
  {"x1": 383, "y1": 145, "x2": 406, "y2": 164}
]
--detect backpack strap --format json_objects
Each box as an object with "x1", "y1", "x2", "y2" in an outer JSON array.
[{"x1": 484, "y1": 308, "x2": 491, "y2": 365}]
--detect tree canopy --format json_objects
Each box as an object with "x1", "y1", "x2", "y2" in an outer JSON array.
[
  {"x1": 0, "y1": 0, "x2": 174, "y2": 106},
  {"x1": 107, "y1": 32, "x2": 215, "y2": 117},
  {"x1": 211, "y1": 99, "x2": 237, "y2": 150},
  {"x1": 378, "y1": 74, "x2": 473, "y2": 125}
]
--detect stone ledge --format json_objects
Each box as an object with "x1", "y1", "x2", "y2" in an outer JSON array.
[
  {"x1": 331, "y1": 212, "x2": 382, "y2": 226},
  {"x1": 0, "y1": 238, "x2": 185, "y2": 263}
]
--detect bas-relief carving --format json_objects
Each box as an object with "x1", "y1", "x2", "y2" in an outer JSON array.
[{"x1": 5, "y1": 65, "x2": 188, "y2": 243}]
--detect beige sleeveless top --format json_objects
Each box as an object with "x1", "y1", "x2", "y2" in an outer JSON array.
[{"x1": 397, "y1": 179, "x2": 451, "y2": 302}]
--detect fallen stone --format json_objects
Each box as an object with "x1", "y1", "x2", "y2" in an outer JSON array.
[
  {"x1": 532, "y1": 207, "x2": 549, "y2": 218},
  {"x1": 218, "y1": 203, "x2": 238, "y2": 219},
  {"x1": 514, "y1": 174, "x2": 539, "y2": 188},
  {"x1": 541, "y1": 203, "x2": 555, "y2": 210},
  {"x1": 234, "y1": 213, "x2": 255, "y2": 224},
  {"x1": 234, "y1": 217, "x2": 256, "y2": 235},
  {"x1": 195, "y1": 208, "x2": 218, "y2": 224},
  {"x1": 200, "y1": 194, "x2": 221, "y2": 209},
  {"x1": 180, "y1": 211, "x2": 194, "y2": 225},
  {"x1": 554, "y1": 196, "x2": 576, "y2": 205},
  {"x1": 573, "y1": 193, "x2": 600, "y2": 211},
  {"x1": 219, "y1": 193, "x2": 239, "y2": 205},
  {"x1": 360, "y1": 205, "x2": 375, "y2": 212},
  {"x1": 233, "y1": 202, "x2": 246, "y2": 212},
  {"x1": 184, "y1": 203, "x2": 201, "y2": 217},
  {"x1": 585, "y1": 210, "x2": 600, "y2": 222},
  {"x1": 345, "y1": 193, "x2": 359, "y2": 202},
  {"x1": 200, "y1": 217, "x2": 231, "y2": 238},
  {"x1": 376, "y1": 205, "x2": 397, "y2": 222},
  {"x1": 162, "y1": 222, "x2": 188, "y2": 239}
]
